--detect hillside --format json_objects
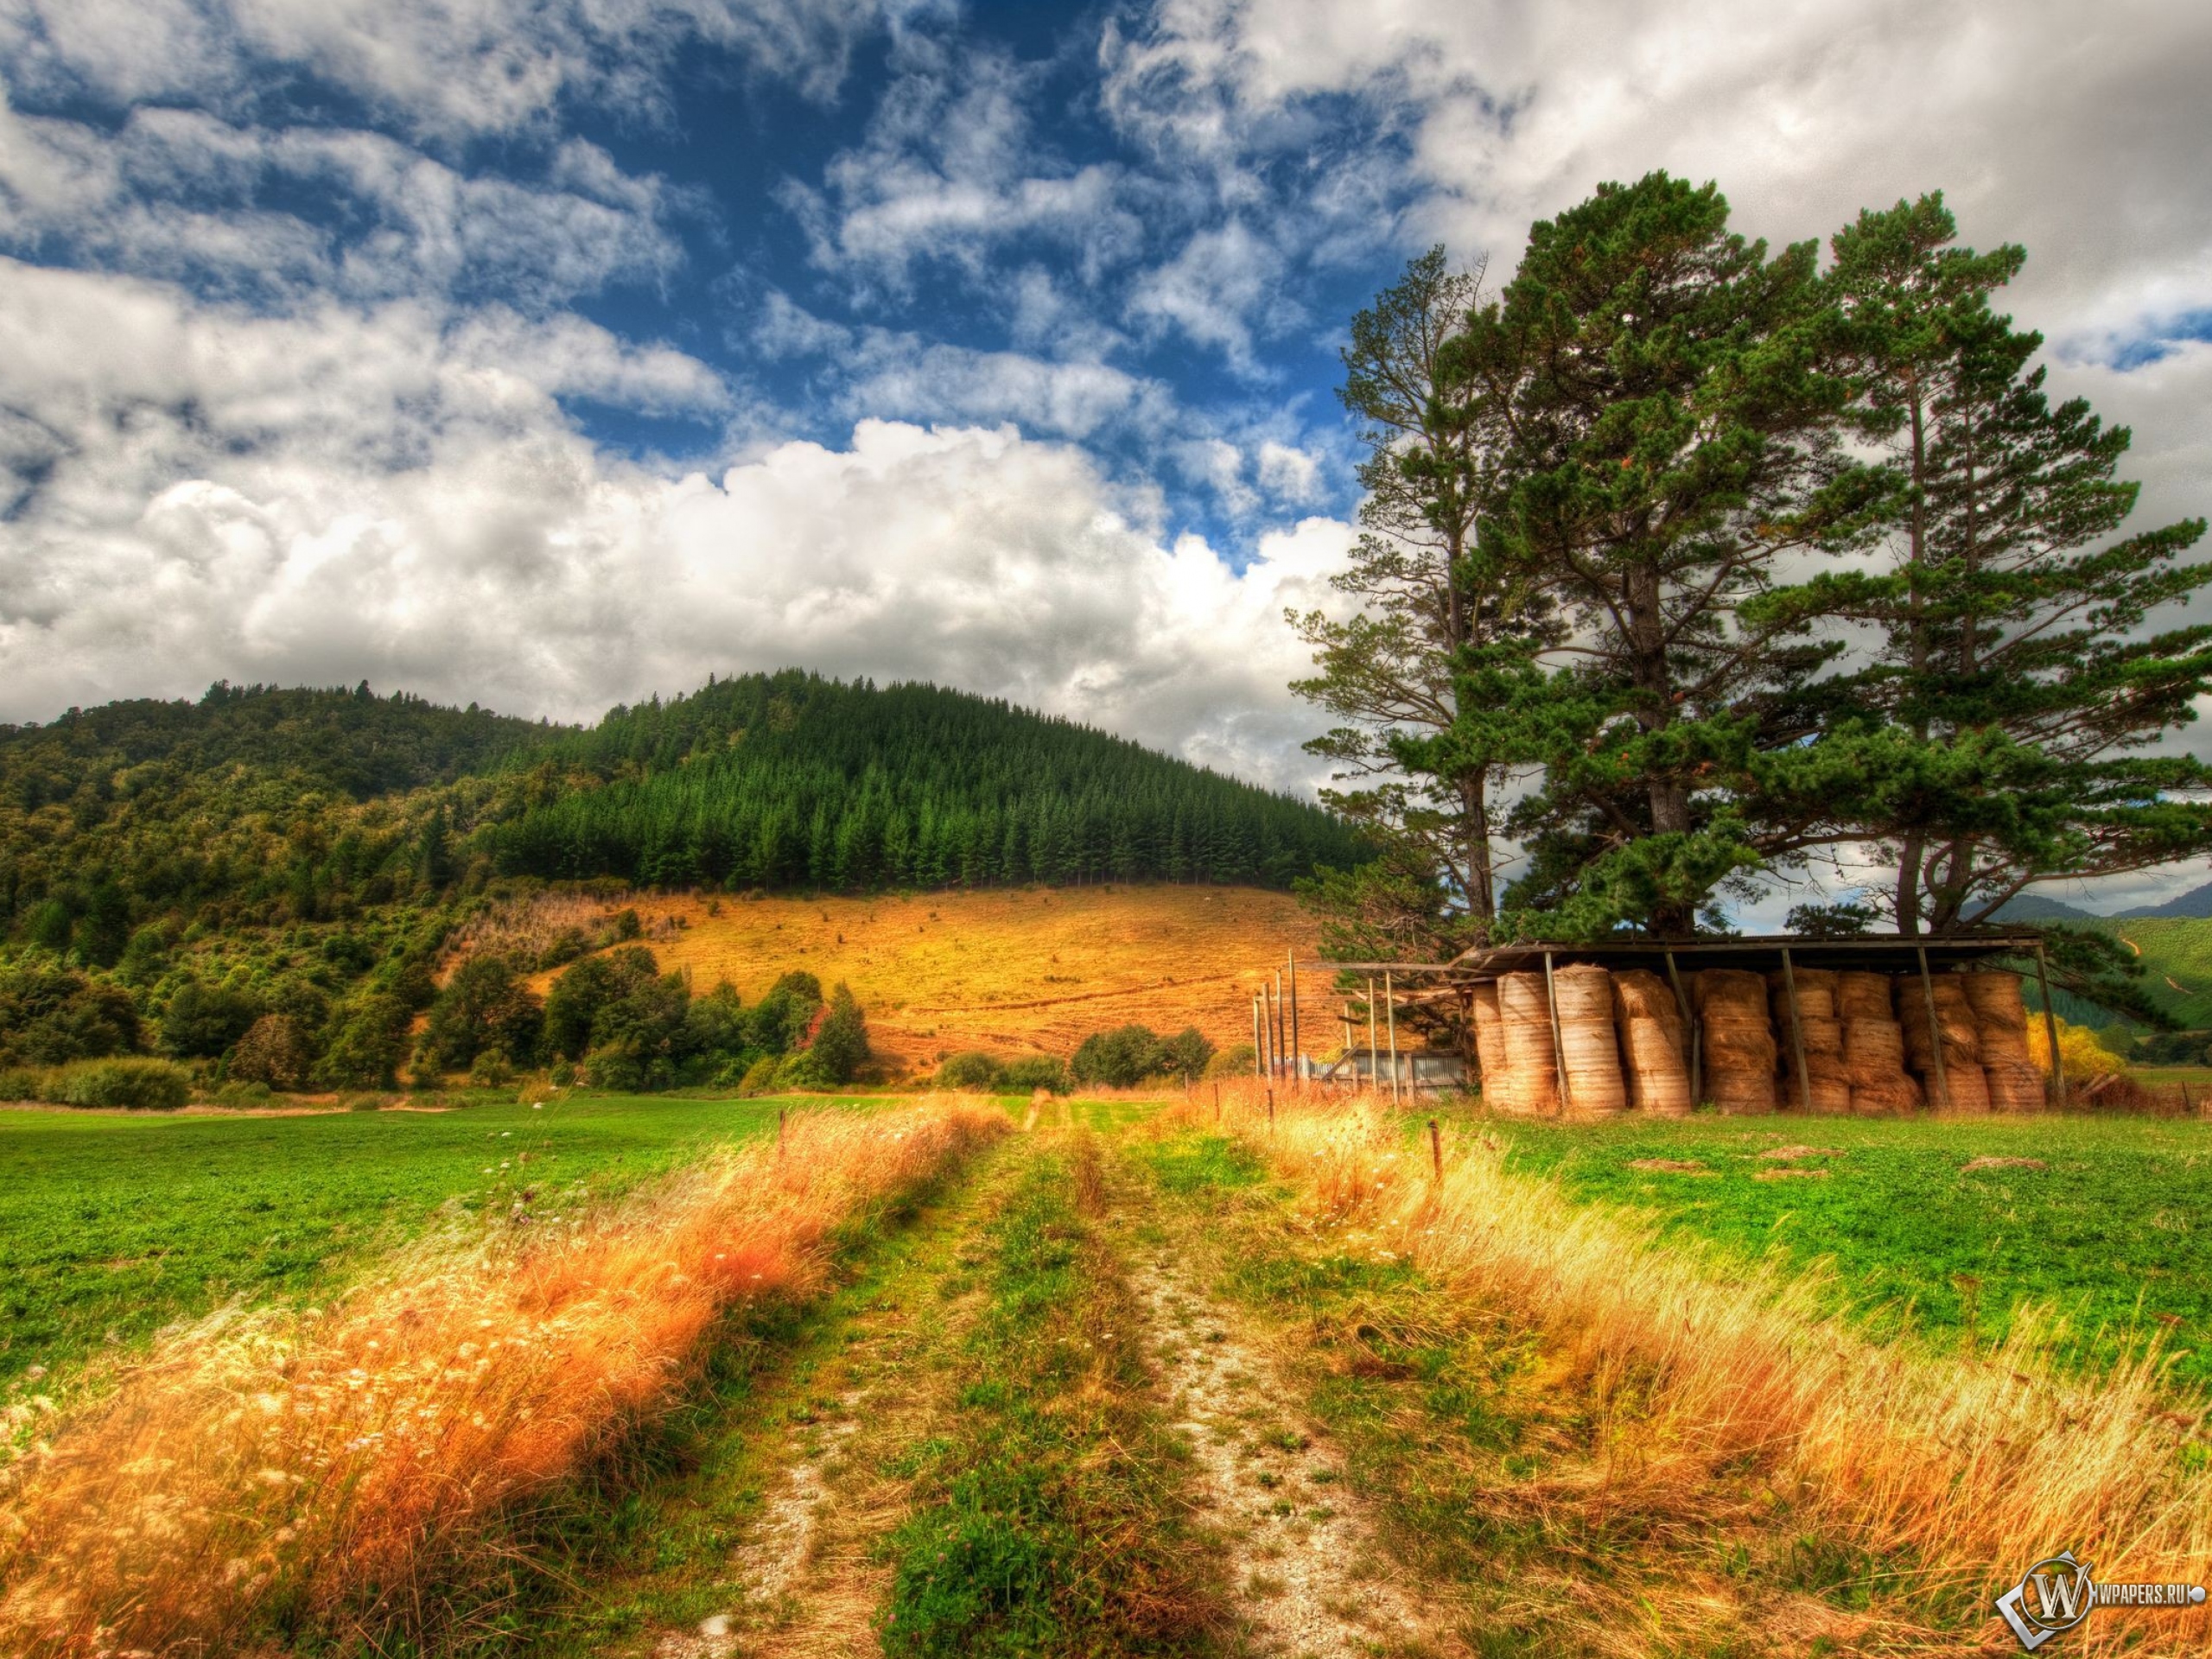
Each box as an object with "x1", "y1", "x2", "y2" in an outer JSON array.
[
  {"x1": 480, "y1": 672, "x2": 1362, "y2": 892},
  {"x1": 3, "y1": 671, "x2": 1362, "y2": 962},
  {"x1": 508, "y1": 885, "x2": 1317, "y2": 1072}
]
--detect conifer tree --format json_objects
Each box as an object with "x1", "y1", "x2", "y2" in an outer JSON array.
[
  {"x1": 1459, "y1": 173, "x2": 1891, "y2": 936},
  {"x1": 1290, "y1": 249, "x2": 1548, "y2": 938},
  {"x1": 1767, "y1": 196, "x2": 2212, "y2": 931}
]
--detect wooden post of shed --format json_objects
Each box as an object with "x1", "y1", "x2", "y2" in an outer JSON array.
[
  {"x1": 1780, "y1": 946, "x2": 1812, "y2": 1113},
  {"x1": 1916, "y1": 944, "x2": 1952, "y2": 1109},
  {"x1": 1385, "y1": 969, "x2": 1401, "y2": 1104},
  {"x1": 1542, "y1": 950, "x2": 1571, "y2": 1117},
  {"x1": 2033, "y1": 939, "x2": 2067, "y2": 1107},
  {"x1": 1664, "y1": 949, "x2": 1700, "y2": 1107},
  {"x1": 1366, "y1": 976, "x2": 1380, "y2": 1095},
  {"x1": 1287, "y1": 950, "x2": 1300, "y2": 1089}
]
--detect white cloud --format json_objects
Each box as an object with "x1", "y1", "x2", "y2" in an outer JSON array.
[
  {"x1": 0, "y1": 0, "x2": 881, "y2": 138},
  {"x1": 0, "y1": 258, "x2": 1349, "y2": 790},
  {"x1": 0, "y1": 97, "x2": 685, "y2": 307}
]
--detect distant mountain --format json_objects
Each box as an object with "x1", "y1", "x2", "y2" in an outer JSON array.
[
  {"x1": 1986, "y1": 893, "x2": 2100, "y2": 922},
  {"x1": 2112, "y1": 878, "x2": 2212, "y2": 919}
]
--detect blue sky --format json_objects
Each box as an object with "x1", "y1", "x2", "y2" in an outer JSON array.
[{"x1": 1, "y1": 0, "x2": 2209, "y2": 907}]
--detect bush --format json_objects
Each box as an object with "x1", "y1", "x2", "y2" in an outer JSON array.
[
  {"x1": 230, "y1": 1014, "x2": 312, "y2": 1091},
  {"x1": 1156, "y1": 1027, "x2": 1215, "y2": 1083},
  {"x1": 46, "y1": 1058, "x2": 192, "y2": 1110},
  {"x1": 737, "y1": 1056, "x2": 780, "y2": 1096},
  {"x1": 315, "y1": 993, "x2": 413, "y2": 1089},
  {"x1": 418, "y1": 955, "x2": 543, "y2": 1074},
  {"x1": 808, "y1": 983, "x2": 870, "y2": 1084},
  {"x1": 1204, "y1": 1043, "x2": 1255, "y2": 1081},
  {"x1": 159, "y1": 980, "x2": 262, "y2": 1059},
  {"x1": 936, "y1": 1051, "x2": 1005, "y2": 1090},
  {"x1": 1071, "y1": 1024, "x2": 1166, "y2": 1089},
  {"x1": 0, "y1": 955, "x2": 143, "y2": 1065},
  {"x1": 999, "y1": 1056, "x2": 1070, "y2": 1095}
]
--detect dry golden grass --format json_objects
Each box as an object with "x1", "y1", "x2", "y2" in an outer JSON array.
[
  {"x1": 1192, "y1": 1081, "x2": 2212, "y2": 1652},
  {"x1": 0, "y1": 1098, "x2": 1006, "y2": 1657},
  {"x1": 507, "y1": 885, "x2": 1315, "y2": 1071}
]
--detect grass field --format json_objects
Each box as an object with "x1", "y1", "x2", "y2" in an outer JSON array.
[
  {"x1": 506, "y1": 885, "x2": 1315, "y2": 1071},
  {"x1": 0, "y1": 1094, "x2": 808, "y2": 1398},
  {"x1": 1494, "y1": 1110, "x2": 2212, "y2": 1384}
]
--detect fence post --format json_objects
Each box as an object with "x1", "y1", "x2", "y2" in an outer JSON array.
[
  {"x1": 1385, "y1": 969, "x2": 1402, "y2": 1106},
  {"x1": 777, "y1": 1107, "x2": 786, "y2": 1155},
  {"x1": 1428, "y1": 1117, "x2": 1442, "y2": 1184},
  {"x1": 1267, "y1": 1088, "x2": 1274, "y2": 1136}
]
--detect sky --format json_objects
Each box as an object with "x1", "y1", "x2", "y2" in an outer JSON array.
[{"x1": 2, "y1": 0, "x2": 2210, "y2": 909}]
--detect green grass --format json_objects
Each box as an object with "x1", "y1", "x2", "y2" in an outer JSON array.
[
  {"x1": 0, "y1": 1092, "x2": 870, "y2": 1395},
  {"x1": 1492, "y1": 1111, "x2": 2212, "y2": 1385},
  {"x1": 880, "y1": 1137, "x2": 1225, "y2": 1656}
]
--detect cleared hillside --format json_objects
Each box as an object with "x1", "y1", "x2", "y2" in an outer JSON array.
[{"x1": 517, "y1": 886, "x2": 1317, "y2": 1073}]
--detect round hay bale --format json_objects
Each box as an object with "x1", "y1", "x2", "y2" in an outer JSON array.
[
  {"x1": 1850, "y1": 1074, "x2": 1923, "y2": 1116},
  {"x1": 1842, "y1": 1018, "x2": 1908, "y2": 1080},
  {"x1": 1901, "y1": 976, "x2": 1980, "y2": 1065},
  {"x1": 1933, "y1": 1060, "x2": 1992, "y2": 1114},
  {"x1": 1612, "y1": 969, "x2": 1691, "y2": 1115},
  {"x1": 1470, "y1": 982, "x2": 1515, "y2": 1113},
  {"x1": 1554, "y1": 963, "x2": 1627, "y2": 1116},
  {"x1": 1799, "y1": 1076, "x2": 1852, "y2": 1113},
  {"x1": 1963, "y1": 971, "x2": 2033, "y2": 1065},
  {"x1": 1767, "y1": 967, "x2": 1838, "y2": 1023},
  {"x1": 1985, "y1": 1060, "x2": 2047, "y2": 1113},
  {"x1": 1836, "y1": 972, "x2": 1895, "y2": 1022},
  {"x1": 1497, "y1": 970, "x2": 1560, "y2": 1116},
  {"x1": 1698, "y1": 969, "x2": 1777, "y2": 1114},
  {"x1": 1795, "y1": 1014, "x2": 1846, "y2": 1059}
]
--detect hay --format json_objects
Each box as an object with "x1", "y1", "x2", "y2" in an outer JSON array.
[
  {"x1": 1900, "y1": 974, "x2": 1985, "y2": 1109},
  {"x1": 1553, "y1": 963, "x2": 1629, "y2": 1116},
  {"x1": 1696, "y1": 969, "x2": 1777, "y2": 1115},
  {"x1": 1986, "y1": 1064, "x2": 2048, "y2": 1112},
  {"x1": 1838, "y1": 972, "x2": 1919, "y2": 1115},
  {"x1": 1613, "y1": 969, "x2": 1692, "y2": 1116},
  {"x1": 1836, "y1": 971, "x2": 1895, "y2": 1022},
  {"x1": 1497, "y1": 970, "x2": 1560, "y2": 1116},
  {"x1": 1769, "y1": 969, "x2": 1849, "y2": 1113},
  {"x1": 1963, "y1": 970, "x2": 2032, "y2": 1058},
  {"x1": 1470, "y1": 982, "x2": 1516, "y2": 1114}
]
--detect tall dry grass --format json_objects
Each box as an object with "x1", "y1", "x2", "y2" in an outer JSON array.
[
  {"x1": 0, "y1": 1098, "x2": 1005, "y2": 1656},
  {"x1": 1189, "y1": 1081, "x2": 2212, "y2": 1649}
]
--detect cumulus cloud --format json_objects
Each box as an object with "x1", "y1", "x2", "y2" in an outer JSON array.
[{"x1": 0, "y1": 258, "x2": 1347, "y2": 789}]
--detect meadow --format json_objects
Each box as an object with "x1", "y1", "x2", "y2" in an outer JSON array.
[
  {"x1": 0, "y1": 1094, "x2": 810, "y2": 1399},
  {"x1": 505, "y1": 885, "x2": 1315, "y2": 1071},
  {"x1": 1493, "y1": 1110, "x2": 2212, "y2": 1384}
]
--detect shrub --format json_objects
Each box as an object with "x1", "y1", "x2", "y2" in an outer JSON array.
[
  {"x1": 0, "y1": 955, "x2": 143, "y2": 1065},
  {"x1": 737, "y1": 1056, "x2": 780, "y2": 1096},
  {"x1": 230, "y1": 1014, "x2": 312, "y2": 1091},
  {"x1": 1071, "y1": 1024, "x2": 1165, "y2": 1089},
  {"x1": 418, "y1": 956, "x2": 542, "y2": 1074},
  {"x1": 808, "y1": 984, "x2": 870, "y2": 1084},
  {"x1": 1204, "y1": 1044, "x2": 1255, "y2": 1081},
  {"x1": 936, "y1": 1051, "x2": 1005, "y2": 1090},
  {"x1": 1156, "y1": 1027, "x2": 1215, "y2": 1083},
  {"x1": 214, "y1": 1079, "x2": 276, "y2": 1107},
  {"x1": 999, "y1": 1056, "x2": 1070, "y2": 1095},
  {"x1": 160, "y1": 980, "x2": 263, "y2": 1059},
  {"x1": 315, "y1": 993, "x2": 413, "y2": 1089},
  {"x1": 48, "y1": 1058, "x2": 192, "y2": 1110}
]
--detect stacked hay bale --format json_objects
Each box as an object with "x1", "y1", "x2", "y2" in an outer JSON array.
[
  {"x1": 1694, "y1": 969, "x2": 1777, "y2": 1113},
  {"x1": 1469, "y1": 982, "x2": 1516, "y2": 1113},
  {"x1": 1900, "y1": 973, "x2": 1991, "y2": 1111},
  {"x1": 1769, "y1": 967, "x2": 1851, "y2": 1113},
  {"x1": 1554, "y1": 963, "x2": 1628, "y2": 1116},
  {"x1": 1612, "y1": 969, "x2": 1693, "y2": 1115},
  {"x1": 1838, "y1": 972, "x2": 1923, "y2": 1115},
  {"x1": 1497, "y1": 970, "x2": 1560, "y2": 1116},
  {"x1": 1962, "y1": 970, "x2": 2044, "y2": 1112}
]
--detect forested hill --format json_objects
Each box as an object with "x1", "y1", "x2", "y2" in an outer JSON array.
[
  {"x1": 483, "y1": 673, "x2": 1363, "y2": 891},
  {"x1": 2, "y1": 672, "x2": 1360, "y2": 955}
]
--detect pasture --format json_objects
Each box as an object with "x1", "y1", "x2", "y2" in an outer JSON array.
[
  {"x1": 0, "y1": 1094, "x2": 800, "y2": 1398},
  {"x1": 505, "y1": 885, "x2": 1314, "y2": 1071}
]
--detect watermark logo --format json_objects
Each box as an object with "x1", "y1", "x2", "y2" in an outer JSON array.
[{"x1": 1995, "y1": 1550, "x2": 2206, "y2": 1650}]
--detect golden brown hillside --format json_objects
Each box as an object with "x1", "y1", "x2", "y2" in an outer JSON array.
[{"x1": 500, "y1": 886, "x2": 1316, "y2": 1074}]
